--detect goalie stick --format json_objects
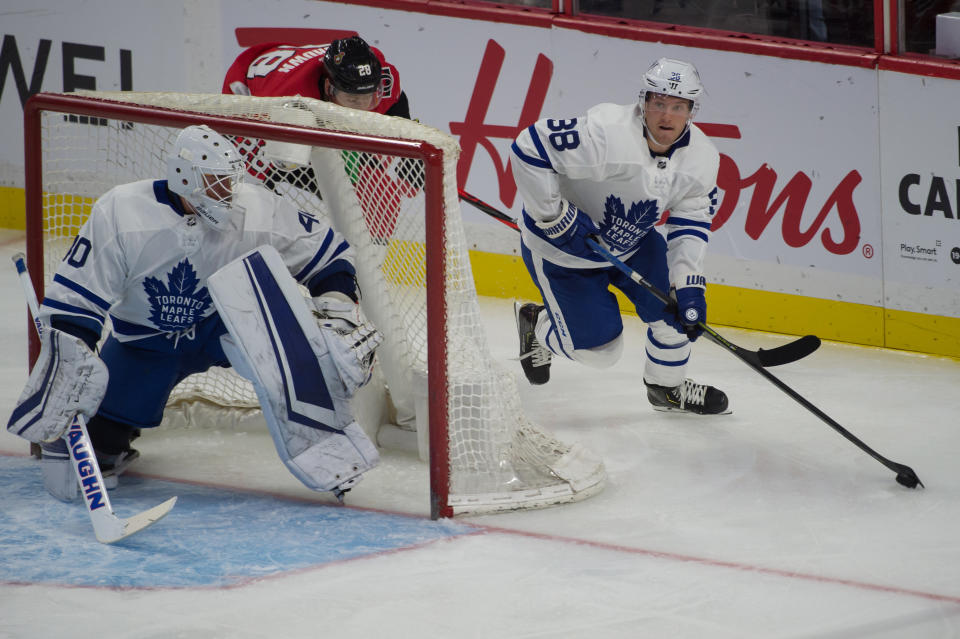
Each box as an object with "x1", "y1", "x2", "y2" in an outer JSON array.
[
  {"x1": 12, "y1": 253, "x2": 177, "y2": 543},
  {"x1": 584, "y1": 239, "x2": 924, "y2": 489},
  {"x1": 456, "y1": 188, "x2": 820, "y2": 368}
]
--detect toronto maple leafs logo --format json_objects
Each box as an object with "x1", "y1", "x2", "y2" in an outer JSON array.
[
  {"x1": 626, "y1": 200, "x2": 659, "y2": 228},
  {"x1": 143, "y1": 259, "x2": 212, "y2": 331},
  {"x1": 598, "y1": 195, "x2": 660, "y2": 252},
  {"x1": 601, "y1": 195, "x2": 624, "y2": 228}
]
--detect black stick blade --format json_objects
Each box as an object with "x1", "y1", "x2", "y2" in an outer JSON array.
[
  {"x1": 757, "y1": 335, "x2": 821, "y2": 367},
  {"x1": 896, "y1": 468, "x2": 924, "y2": 489}
]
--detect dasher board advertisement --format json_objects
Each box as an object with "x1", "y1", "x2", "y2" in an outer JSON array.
[
  {"x1": 1, "y1": 0, "x2": 958, "y2": 353},
  {"x1": 879, "y1": 70, "x2": 960, "y2": 319}
]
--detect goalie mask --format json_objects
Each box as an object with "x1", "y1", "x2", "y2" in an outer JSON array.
[
  {"x1": 322, "y1": 36, "x2": 383, "y2": 111},
  {"x1": 638, "y1": 58, "x2": 704, "y2": 146},
  {"x1": 166, "y1": 125, "x2": 246, "y2": 230}
]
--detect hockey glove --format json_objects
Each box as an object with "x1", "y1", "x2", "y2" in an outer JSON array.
[
  {"x1": 671, "y1": 276, "x2": 707, "y2": 341},
  {"x1": 535, "y1": 200, "x2": 600, "y2": 259},
  {"x1": 7, "y1": 327, "x2": 108, "y2": 443}
]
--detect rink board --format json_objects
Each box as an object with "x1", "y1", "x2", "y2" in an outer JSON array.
[{"x1": 469, "y1": 250, "x2": 960, "y2": 359}]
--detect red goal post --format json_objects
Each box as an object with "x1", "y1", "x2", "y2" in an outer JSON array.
[{"x1": 22, "y1": 91, "x2": 606, "y2": 518}]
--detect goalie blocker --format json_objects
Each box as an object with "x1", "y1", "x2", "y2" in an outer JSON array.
[{"x1": 208, "y1": 245, "x2": 382, "y2": 498}]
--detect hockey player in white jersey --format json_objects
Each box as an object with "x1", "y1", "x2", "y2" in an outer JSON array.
[
  {"x1": 511, "y1": 57, "x2": 728, "y2": 415},
  {"x1": 8, "y1": 124, "x2": 382, "y2": 501}
]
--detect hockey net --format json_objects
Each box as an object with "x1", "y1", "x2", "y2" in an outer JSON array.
[{"x1": 23, "y1": 91, "x2": 606, "y2": 517}]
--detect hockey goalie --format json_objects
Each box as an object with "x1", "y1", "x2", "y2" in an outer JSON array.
[{"x1": 7, "y1": 124, "x2": 381, "y2": 502}]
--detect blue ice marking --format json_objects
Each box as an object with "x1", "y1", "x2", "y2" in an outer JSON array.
[{"x1": 0, "y1": 456, "x2": 472, "y2": 588}]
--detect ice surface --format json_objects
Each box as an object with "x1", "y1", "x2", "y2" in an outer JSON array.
[{"x1": 0, "y1": 229, "x2": 957, "y2": 638}]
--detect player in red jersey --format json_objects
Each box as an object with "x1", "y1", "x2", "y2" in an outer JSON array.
[
  {"x1": 224, "y1": 35, "x2": 419, "y2": 242},
  {"x1": 223, "y1": 35, "x2": 411, "y2": 118}
]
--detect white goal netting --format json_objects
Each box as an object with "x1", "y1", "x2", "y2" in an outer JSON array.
[{"x1": 28, "y1": 91, "x2": 606, "y2": 516}]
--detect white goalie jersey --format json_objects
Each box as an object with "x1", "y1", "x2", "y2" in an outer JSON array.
[
  {"x1": 40, "y1": 179, "x2": 354, "y2": 342},
  {"x1": 511, "y1": 102, "x2": 720, "y2": 288}
]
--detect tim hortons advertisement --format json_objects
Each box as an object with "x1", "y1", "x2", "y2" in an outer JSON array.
[
  {"x1": 0, "y1": 0, "x2": 953, "y2": 319},
  {"x1": 879, "y1": 71, "x2": 960, "y2": 319},
  {"x1": 215, "y1": 3, "x2": 886, "y2": 307}
]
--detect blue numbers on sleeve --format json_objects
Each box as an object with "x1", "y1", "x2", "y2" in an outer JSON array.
[
  {"x1": 298, "y1": 211, "x2": 318, "y2": 232},
  {"x1": 546, "y1": 119, "x2": 580, "y2": 151},
  {"x1": 63, "y1": 236, "x2": 92, "y2": 268}
]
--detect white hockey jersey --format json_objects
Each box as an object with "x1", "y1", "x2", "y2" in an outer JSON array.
[
  {"x1": 40, "y1": 179, "x2": 354, "y2": 342},
  {"x1": 511, "y1": 102, "x2": 720, "y2": 288}
]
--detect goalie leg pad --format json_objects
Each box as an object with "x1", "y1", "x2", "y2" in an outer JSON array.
[
  {"x1": 221, "y1": 335, "x2": 379, "y2": 492},
  {"x1": 210, "y1": 246, "x2": 380, "y2": 492},
  {"x1": 7, "y1": 328, "x2": 108, "y2": 444},
  {"x1": 285, "y1": 421, "x2": 379, "y2": 493}
]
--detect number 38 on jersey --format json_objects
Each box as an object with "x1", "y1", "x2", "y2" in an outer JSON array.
[{"x1": 546, "y1": 119, "x2": 580, "y2": 151}]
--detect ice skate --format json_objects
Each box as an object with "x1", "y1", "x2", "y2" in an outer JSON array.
[
  {"x1": 96, "y1": 448, "x2": 140, "y2": 488},
  {"x1": 645, "y1": 378, "x2": 730, "y2": 415},
  {"x1": 515, "y1": 302, "x2": 552, "y2": 385},
  {"x1": 39, "y1": 437, "x2": 139, "y2": 495}
]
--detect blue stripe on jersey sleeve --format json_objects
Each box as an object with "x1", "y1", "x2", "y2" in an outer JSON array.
[
  {"x1": 328, "y1": 240, "x2": 350, "y2": 262},
  {"x1": 41, "y1": 298, "x2": 106, "y2": 325},
  {"x1": 666, "y1": 215, "x2": 712, "y2": 243},
  {"x1": 110, "y1": 315, "x2": 163, "y2": 337},
  {"x1": 511, "y1": 126, "x2": 553, "y2": 170},
  {"x1": 666, "y1": 216, "x2": 713, "y2": 230},
  {"x1": 292, "y1": 230, "x2": 335, "y2": 283},
  {"x1": 526, "y1": 124, "x2": 553, "y2": 167},
  {"x1": 666, "y1": 228, "x2": 710, "y2": 243},
  {"x1": 52, "y1": 274, "x2": 112, "y2": 311}
]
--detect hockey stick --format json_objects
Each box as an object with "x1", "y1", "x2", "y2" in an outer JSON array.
[
  {"x1": 12, "y1": 253, "x2": 177, "y2": 543},
  {"x1": 585, "y1": 239, "x2": 924, "y2": 489},
  {"x1": 456, "y1": 188, "x2": 819, "y2": 367},
  {"x1": 583, "y1": 237, "x2": 821, "y2": 368},
  {"x1": 458, "y1": 188, "x2": 519, "y2": 231}
]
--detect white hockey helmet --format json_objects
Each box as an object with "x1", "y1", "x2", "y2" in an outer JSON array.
[
  {"x1": 638, "y1": 58, "x2": 704, "y2": 139},
  {"x1": 166, "y1": 125, "x2": 246, "y2": 230}
]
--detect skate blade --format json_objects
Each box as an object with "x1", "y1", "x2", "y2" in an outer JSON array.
[{"x1": 651, "y1": 405, "x2": 733, "y2": 416}]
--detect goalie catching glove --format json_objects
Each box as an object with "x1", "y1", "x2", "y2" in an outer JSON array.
[{"x1": 7, "y1": 327, "x2": 108, "y2": 443}]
